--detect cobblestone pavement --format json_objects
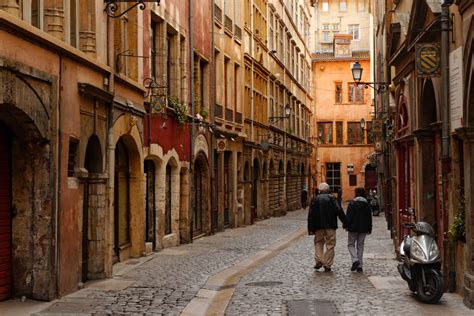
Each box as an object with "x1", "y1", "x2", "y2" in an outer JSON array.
[{"x1": 36, "y1": 209, "x2": 472, "y2": 315}]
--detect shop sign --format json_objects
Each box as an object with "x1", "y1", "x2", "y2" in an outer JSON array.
[{"x1": 416, "y1": 43, "x2": 441, "y2": 78}]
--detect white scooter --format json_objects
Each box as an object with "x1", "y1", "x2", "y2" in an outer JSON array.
[{"x1": 397, "y1": 208, "x2": 444, "y2": 304}]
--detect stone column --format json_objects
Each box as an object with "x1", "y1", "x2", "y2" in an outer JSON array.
[
  {"x1": 44, "y1": 0, "x2": 64, "y2": 40},
  {"x1": 79, "y1": 0, "x2": 96, "y2": 56},
  {"x1": 0, "y1": 0, "x2": 21, "y2": 17}
]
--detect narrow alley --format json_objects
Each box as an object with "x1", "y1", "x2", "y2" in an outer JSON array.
[{"x1": 2, "y1": 209, "x2": 468, "y2": 315}]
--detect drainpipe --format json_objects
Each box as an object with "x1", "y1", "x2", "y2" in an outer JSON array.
[
  {"x1": 440, "y1": 4, "x2": 451, "y2": 289},
  {"x1": 210, "y1": 0, "x2": 217, "y2": 232},
  {"x1": 106, "y1": 13, "x2": 115, "y2": 274},
  {"x1": 54, "y1": 54, "x2": 62, "y2": 299}
]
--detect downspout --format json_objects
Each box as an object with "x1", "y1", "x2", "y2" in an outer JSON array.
[
  {"x1": 210, "y1": 0, "x2": 216, "y2": 232},
  {"x1": 188, "y1": 0, "x2": 195, "y2": 241},
  {"x1": 440, "y1": 5, "x2": 451, "y2": 289},
  {"x1": 54, "y1": 54, "x2": 62, "y2": 298},
  {"x1": 106, "y1": 13, "x2": 115, "y2": 275}
]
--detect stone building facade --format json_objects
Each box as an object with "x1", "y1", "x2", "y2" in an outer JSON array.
[
  {"x1": 373, "y1": 0, "x2": 474, "y2": 308},
  {"x1": 0, "y1": 0, "x2": 149, "y2": 300},
  {"x1": 242, "y1": 0, "x2": 313, "y2": 222}
]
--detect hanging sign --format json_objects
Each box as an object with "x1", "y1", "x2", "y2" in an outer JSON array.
[{"x1": 415, "y1": 43, "x2": 441, "y2": 78}]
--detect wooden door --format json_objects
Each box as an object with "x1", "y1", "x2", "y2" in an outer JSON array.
[{"x1": 0, "y1": 125, "x2": 11, "y2": 300}]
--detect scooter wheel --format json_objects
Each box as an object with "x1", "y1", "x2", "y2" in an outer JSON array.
[{"x1": 416, "y1": 270, "x2": 444, "y2": 304}]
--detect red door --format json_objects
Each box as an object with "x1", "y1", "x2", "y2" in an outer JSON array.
[
  {"x1": 398, "y1": 143, "x2": 412, "y2": 244},
  {"x1": 0, "y1": 125, "x2": 11, "y2": 300}
]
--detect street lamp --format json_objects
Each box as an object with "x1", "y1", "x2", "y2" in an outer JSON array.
[
  {"x1": 360, "y1": 118, "x2": 366, "y2": 130},
  {"x1": 269, "y1": 104, "x2": 291, "y2": 124},
  {"x1": 351, "y1": 61, "x2": 390, "y2": 94}
]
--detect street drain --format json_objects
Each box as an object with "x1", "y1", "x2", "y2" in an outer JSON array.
[
  {"x1": 285, "y1": 299, "x2": 340, "y2": 316},
  {"x1": 245, "y1": 281, "x2": 283, "y2": 287}
]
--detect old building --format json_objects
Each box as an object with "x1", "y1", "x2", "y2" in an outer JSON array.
[
  {"x1": 311, "y1": 0, "x2": 375, "y2": 200},
  {"x1": 242, "y1": 0, "x2": 313, "y2": 222},
  {"x1": 373, "y1": 0, "x2": 474, "y2": 308},
  {"x1": 0, "y1": 0, "x2": 149, "y2": 300}
]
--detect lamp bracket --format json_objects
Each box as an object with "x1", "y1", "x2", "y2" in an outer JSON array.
[{"x1": 104, "y1": 0, "x2": 161, "y2": 19}]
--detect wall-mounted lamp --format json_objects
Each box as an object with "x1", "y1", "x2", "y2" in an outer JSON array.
[
  {"x1": 269, "y1": 104, "x2": 291, "y2": 124},
  {"x1": 351, "y1": 61, "x2": 390, "y2": 94}
]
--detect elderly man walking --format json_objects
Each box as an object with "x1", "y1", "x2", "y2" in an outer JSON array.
[{"x1": 308, "y1": 183, "x2": 346, "y2": 272}]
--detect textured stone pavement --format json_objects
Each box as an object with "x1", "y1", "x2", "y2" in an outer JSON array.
[{"x1": 32, "y1": 209, "x2": 472, "y2": 315}]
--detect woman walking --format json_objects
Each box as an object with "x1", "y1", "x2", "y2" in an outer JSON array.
[{"x1": 345, "y1": 187, "x2": 372, "y2": 273}]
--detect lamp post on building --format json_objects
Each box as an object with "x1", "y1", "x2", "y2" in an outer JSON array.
[
  {"x1": 104, "y1": 0, "x2": 161, "y2": 18},
  {"x1": 351, "y1": 61, "x2": 390, "y2": 97}
]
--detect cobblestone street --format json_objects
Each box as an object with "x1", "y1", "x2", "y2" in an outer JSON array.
[{"x1": 6, "y1": 209, "x2": 469, "y2": 315}]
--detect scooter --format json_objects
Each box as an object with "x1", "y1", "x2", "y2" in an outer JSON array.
[
  {"x1": 397, "y1": 208, "x2": 444, "y2": 304},
  {"x1": 368, "y1": 190, "x2": 380, "y2": 216}
]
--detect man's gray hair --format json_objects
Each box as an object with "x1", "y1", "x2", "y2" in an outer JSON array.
[{"x1": 318, "y1": 182, "x2": 330, "y2": 192}]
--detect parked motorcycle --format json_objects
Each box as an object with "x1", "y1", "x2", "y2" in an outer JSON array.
[
  {"x1": 397, "y1": 208, "x2": 444, "y2": 304},
  {"x1": 367, "y1": 189, "x2": 380, "y2": 216}
]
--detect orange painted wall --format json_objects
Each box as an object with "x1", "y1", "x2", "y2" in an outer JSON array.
[{"x1": 313, "y1": 58, "x2": 375, "y2": 202}]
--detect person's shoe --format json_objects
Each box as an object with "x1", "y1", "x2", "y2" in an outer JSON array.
[
  {"x1": 314, "y1": 262, "x2": 322, "y2": 270},
  {"x1": 351, "y1": 261, "x2": 360, "y2": 271},
  {"x1": 357, "y1": 267, "x2": 363, "y2": 273},
  {"x1": 324, "y1": 266, "x2": 332, "y2": 272}
]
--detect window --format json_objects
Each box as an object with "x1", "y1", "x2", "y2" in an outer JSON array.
[
  {"x1": 323, "y1": 24, "x2": 330, "y2": 31},
  {"x1": 67, "y1": 138, "x2": 79, "y2": 177},
  {"x1": 318, "y1": 122, "x2": 333, "y2": 144},
  {"x1": 269, "y1": 11, "x2": 274, "y2": 50},
  {"x1": 65, "y1": 0, "x2": 78, "y2": 48},
  {"x1": 347, "y1": 122, "x2": 364, "y2": 144},
  {"x1": 349, "y1": 175, "x2": 357, "y2": 186},
  {"x1": 322, "y1": 0, "x2": 329, "y2": 12},
  {"x1": 326, "y1": 163, "x2": 341, "y2": 192},
  {"x1": 336, "y1": 122, "x2": 343, "y2": 144},
  {"x1": 367, "y1": 121, "x2": 374, "y2": 144},
  {"x1": 335, "y1": 82, "x2": 342, "y2": 103},
  {"x1": 23, "y1": 0, "x2": 43, "y2": 29},
  {"x1": 340, "y1": 0, "x2": 347, "y2": 11},
  {"x1": 332, "y1": 24, "x2": 340, "y2": 31},
  {"x1": 348, "y1": 24, "x2": 360, "y2": 41},
  {"x1": 349, "y1": 83, "x2": 364, "y2": 103},
  {"x1": 322, "y1": 24, "x2": 330, "y2": 42}
]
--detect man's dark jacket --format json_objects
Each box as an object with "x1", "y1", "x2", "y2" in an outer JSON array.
[
  {"x1": 345, "y1": 196, "x2": 372, "y2": 234},
  {"x1": 308, "y1": 193, "x2": 346, "y2": 233}
]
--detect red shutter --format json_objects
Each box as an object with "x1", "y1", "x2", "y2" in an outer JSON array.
[{"x1": 0, "y1": 126, "x2": 11, "y2": 301}]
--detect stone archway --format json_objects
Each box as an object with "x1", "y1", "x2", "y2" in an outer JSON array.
[
  {"x1": 193, "y1": 153, "x2": 210, "y2": 237},
  {"x1": 0, "y1": 66, "x2": 54, "y2": 301},
  {"x1": 417, "y1": 79, "x2": 440, "y2": 236},
  {"x1": 252, "y1": 158, "x2": 261, "y2": 222},
  {"x1": 82, "y1": 134, "x2": 107, "y2": 281},
  {"x1": 113, "y1": 133, "x2": 143, "y2": 262}
]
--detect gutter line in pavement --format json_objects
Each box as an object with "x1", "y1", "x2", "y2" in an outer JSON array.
[{"x1": 180, "y1": 227, "x2": 307, "y2": 316}]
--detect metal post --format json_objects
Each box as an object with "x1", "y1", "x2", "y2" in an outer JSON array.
[{"x1": 440, "y1": 4, "x2": 451, "y2": 286}]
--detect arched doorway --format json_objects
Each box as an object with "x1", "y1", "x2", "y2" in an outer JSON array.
[
  {"x1": 418, "y1": 79, "x2": 440, "y2": 243},
  {"x1": 114, "y1": 138, "x2": 130, "y2": 263},
  {"x1": 286, "y1": 161, "x2": 292, "y2": 210},
  {"x1": 144, "y1": 160, "x2": 156, "y2": 249},
  {"x1": 252, "y1": 159, "x2": 260, "y2": 223},
  {"x1": 0, "y1": 123, "x2": 11, "y2": 300},
  {"x1": 165, "y1": 163, "x2": 172, "y2": 235},
  {"x1": 82, "y1": 135, "x2": 103, "y2": 282},
  {"x1": 364, "y1": 164, "x2": 377, "y2": 191},
  {"x1": 243, "y1": 161, "x2": 251, "y2": 225},
  {"x1": 193, "y1": 155, "x2": 209, "y2": 237}
]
